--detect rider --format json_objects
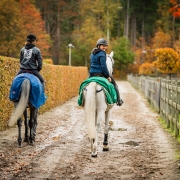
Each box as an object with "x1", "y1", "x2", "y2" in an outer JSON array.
[
  {"x1": 16, "y1": 33, "x2": 45, "y2": 89},
  {"x1": 89, "y1": 38, "x2": 123, "y2": 106}
]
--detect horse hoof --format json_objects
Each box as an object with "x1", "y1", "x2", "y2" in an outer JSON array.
[
  {"x1": 103, "y1": 145, "x2": 109, "y2": 151},
  {"x1": 24, "y1": 137, "x2": 29, "y2": 142},
  {"x1": 29, "y1": 140, "x2": 35, "y2": 146},
  {"x1": 91, "y1": 154, "x2": 97, "y2": 158},
  {"x1": 18, "y1": 141, "x2": 22, "y2": 147},
  {"x1": 18, "y1": 144, "x2": 22, "y2": 148}
]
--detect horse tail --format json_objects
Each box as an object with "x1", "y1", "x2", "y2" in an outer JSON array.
[
  {"x1": 84, "y1": 82, "x2": 96, "y2": 139},
  {"x1": 8, "y1": 79, "x2": 30, "y2": 127}
]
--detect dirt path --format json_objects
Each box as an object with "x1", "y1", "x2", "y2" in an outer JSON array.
[{"x1": 0, "y1": 81, "x2": 180, "y2": 180}]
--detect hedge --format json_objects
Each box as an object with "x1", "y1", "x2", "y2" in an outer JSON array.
[{"x1": 0, "y1": 56, "x2": 88, "y2": 131}]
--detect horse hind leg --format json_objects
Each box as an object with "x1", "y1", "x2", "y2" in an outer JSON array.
[
  {"x1": 29, "y1": 107, "x2": 36, "y2": 146},
  {"x1": 23, "y1": 108, "x2": 29, "y2": 142},
  {"x1": 91, "y1": 138, "x2": 98, "y2": 158},
  {"x1": 17, "y1": 118, "x2": 22, "y2": 147},
  {"x1": 33, "y1": 109, "x2": 38, "y2": 138},
  {"x1": 103, "y1": 134, "x2": 109, "y2": 151},
  {"x1": 103, "y1": 111, "x2": 110, "y2": 151}
]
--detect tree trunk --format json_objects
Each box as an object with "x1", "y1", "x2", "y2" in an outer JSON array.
[
  {"x1": 56, "y1": 3, "x2": 60, "y2": 64},
  {"x1": 106, "y1": 0, "x2": 110, "y2": 41},
  {"x1": 126, "y1": 0, "x2": 129, "y2": 38},
  {"x1": 142, "y1": 19, "x2": 145, "y2": 49},
  {"x1": 131, "y1": 12, "x2": 136, "y2": 46},
  {"x1": 172, "y1": 15, "x2": 175, "y2": 47}
]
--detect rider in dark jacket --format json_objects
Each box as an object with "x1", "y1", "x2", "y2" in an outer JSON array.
[
  {"x1": 16, "y1": 34, "x2": 44, "y2": 86},
  {"x1": 90, "y1": 48, "x2": 110, "y2": 78},
  {"x1": 89, "y1": 38, "x2": 123, "y2": 106}
]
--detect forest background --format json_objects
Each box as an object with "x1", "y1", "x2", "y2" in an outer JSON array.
[{"x1": 1, "y1": 0, "x2": 180, "y2": 79}]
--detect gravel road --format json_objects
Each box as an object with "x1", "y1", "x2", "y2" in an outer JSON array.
[{"x1": 0, "y1": 81, "x2": 180, "y2": 180}]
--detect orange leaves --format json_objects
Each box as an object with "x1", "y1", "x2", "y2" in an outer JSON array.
[
  {"x1": 152, "y1": 31, "x2": 171, "y2": 49},
  {"x1": 169, "y1": 0, "x2": 180, "y2": 18},
  {"x1": 19, "y1": 0, "x2": 50, "y2": 57},
  {"x1": 0, "y1": 0, "x2": 26, "y2": 57},
  {"x1": 139, "y1": 63, "x2": 155, "y2": 75},
  {"x1": 153, "y1": 48, "x2": 179, "y2": 74},
  {"x1": 0, "y1": 0, "x2": 50, "y2": 58}
]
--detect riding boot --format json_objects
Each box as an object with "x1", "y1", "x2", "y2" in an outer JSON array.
[
  {"x1": 110, "y1": 77, "x2": 123, "y2": 106},
  {"x1": 114, "y1": 85, "x2": 123, "y2": 106}
]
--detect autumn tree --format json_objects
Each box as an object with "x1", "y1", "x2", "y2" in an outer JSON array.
[
  {"x1": 0, "y1": 0, "x2": 26, "y2": 57},
  {"x1": 139, "y1": 63, "x2": 155, "y2": 75},
  {"x1": 152, "y1": 31, "x2": 171, "y2": 49},
  {"x1": 153, "y1": 48, "x2": 179, "y2": 74},
  {"x1": 72, "y1": 18, "x2": 104, "y2": 67},
  {"x1": 19, "y1": 0, "x2": 51, "y2": 58},
  {"x1": 0, "y1": 0, "x2": 50, "y2": 58},
  {"x1": 69, "y1": 0, "x2": 121, "y2": 67}
]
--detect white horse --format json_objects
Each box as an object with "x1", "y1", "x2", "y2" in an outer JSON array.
[{"x1": 83, "y1": 51, "x2": 115, "y2": 157}]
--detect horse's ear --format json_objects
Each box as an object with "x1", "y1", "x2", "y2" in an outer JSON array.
[{"x1": 109, "y1": 51, "x2": 114, "y2": 58}]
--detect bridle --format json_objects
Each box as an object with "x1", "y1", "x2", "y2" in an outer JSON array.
[{"x1": 107, "y1": 55, "x2": 114, "y2": 64}]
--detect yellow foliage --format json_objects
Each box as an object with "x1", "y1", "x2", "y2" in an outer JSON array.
[
  {"x1": 0, "y1": 56, "x2": 88, "y2": 131},
  {"x1": 43, "y1": 59, "x2": 53, "y2": 64},
  {"x1": 153, "y1": 48, "x2": 179, "y2": 74},
  {"x1": 139, "y1": 63, "x2": 155, "y2": 75},
  {"x1": 152, "y1": 31, "x2": 171, "y2": 49}
]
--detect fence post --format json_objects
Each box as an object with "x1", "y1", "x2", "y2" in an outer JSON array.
[
  {"x1": 160, "y1": 79, "x2": 164, "y2": 119},
  {"x1": 175, "y1": 81, "x2": 180, "y2": 137},
  {"x1": 156, "y1": 77, "x2": 161, "y2": 112},
  {"x1": 170, "y1": 80, "x2": 176, "y2": 132}
]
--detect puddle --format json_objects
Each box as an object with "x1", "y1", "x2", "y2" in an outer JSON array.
[{"x1": 119, "y1": 141, "x2": 140, "y2": 147}]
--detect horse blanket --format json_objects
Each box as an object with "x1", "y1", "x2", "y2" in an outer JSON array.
[
  {"x1": 9, "y1": 73, "x2": 46, "y2": 109},
  {"x1": 78, "y1": 77, "x2": 117, "y2": 106}
]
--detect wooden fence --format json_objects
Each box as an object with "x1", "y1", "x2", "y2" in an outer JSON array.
[{"x1": 127, "y1": 74, "x2": 180, "y2": 137}]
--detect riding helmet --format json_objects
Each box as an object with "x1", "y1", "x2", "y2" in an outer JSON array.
[
  {"x1": 26, "y1": 33, "x2": 37, "y2": 42},
  {"x1": 96, "y1": 38, "x2": 108, "y2": 47}
]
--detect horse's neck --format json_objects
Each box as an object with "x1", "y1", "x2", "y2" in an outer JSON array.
[{"x1": 106, "y1": 57, "x2": 113, "y2": 76}]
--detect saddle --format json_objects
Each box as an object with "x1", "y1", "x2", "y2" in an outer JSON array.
[{"x1": 78, "y1": 77, "x2": 117, "y2": 106}]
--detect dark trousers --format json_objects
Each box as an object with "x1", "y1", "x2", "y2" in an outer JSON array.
[
  {"x1": 17, "y1": 69, "x2": 44, "y2": 83},
  {"x1": 110, "y1": 77, "x2": 121, "y2": 101}
]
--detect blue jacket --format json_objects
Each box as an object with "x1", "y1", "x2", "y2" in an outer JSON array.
[{"x1": 89, "y1": 48, "x2": 110, "y2": 78}]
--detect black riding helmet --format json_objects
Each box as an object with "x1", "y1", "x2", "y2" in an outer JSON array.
[
  {"x1": 26, "y1": 33, "x2": 37, "y2": 43},
  {"x1": 96, "y1": 38, "x2": 108, "y2": 47}
]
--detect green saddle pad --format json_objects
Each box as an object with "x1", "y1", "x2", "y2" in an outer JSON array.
[{"x1": 77, "y1": 77, "x2": 117, "y2": 106}]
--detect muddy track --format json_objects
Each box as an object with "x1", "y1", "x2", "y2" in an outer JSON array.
[{"x1": 0, "y1": 81, "x2": 180, "y2": 180}]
